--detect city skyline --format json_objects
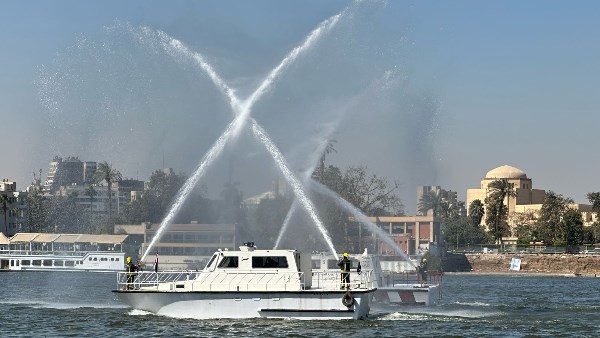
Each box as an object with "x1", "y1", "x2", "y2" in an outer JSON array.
[{"x1": 1, "y1": 1, "x2": 599, "y2": 212}]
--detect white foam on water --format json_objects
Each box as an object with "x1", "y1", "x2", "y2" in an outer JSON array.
[{"x1": 128, "y1": 309, "x2": 154, "y2": 316}]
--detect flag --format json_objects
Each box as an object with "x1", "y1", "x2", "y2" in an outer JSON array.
[{"x1": 153, "y1": 251, "x2": 158, "y2": 273}]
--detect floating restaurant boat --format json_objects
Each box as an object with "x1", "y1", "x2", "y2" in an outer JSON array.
[
  {"x1": 312, "y1": 250, "x2": 441, "y2": 306},
  {"x1": 0, "y1": 233, "x2": 127, "y2": 272},
  {"x1": 114, "y1": 243, "x2": 376, "y2": 320}
]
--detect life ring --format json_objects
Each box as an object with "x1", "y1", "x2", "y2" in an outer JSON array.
[{"x1": 342, "y1": 291, "x2": 355, "y2": 307}]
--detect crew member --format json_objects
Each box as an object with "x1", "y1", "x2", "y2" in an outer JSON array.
[
  {"x1": 125, "y1": 256, "x2": 136, "y2": 290},
  {"x1": 337, "y1": 252, "x2": 351, "y2": 289},
  {"x1": 417, "y1": 257, "x2": 428, "y2": 284}
]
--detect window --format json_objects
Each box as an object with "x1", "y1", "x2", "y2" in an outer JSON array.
[
  {"x1": 43, "y1": 260, "x2": 52, "y2": 266},
  {"x1": 65, "y1": 261, "x2": 75, "y2": 267},
  {"x1": 205, "y1": 254, "x2": 218, "y2": 269},
  {"x1": 217, "y1": 256, "x2": 239, "y2": 268},
  {"x1": 21, "y1": 260, "x2": 30, "y2": 266},
  {"x1": 327, "y1": 259, "x2": 338, "y2": 269},
  {"x1": 252, "y1": 256, "x2": 288, "y2": 268},
  {"x1": 54, "y1": 261, "x2": 64, "y2": 267}
]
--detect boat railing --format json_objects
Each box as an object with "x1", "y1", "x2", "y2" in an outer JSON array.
[
  {"x1": 116, "y1": 270, "x2": 306, "y2": 291},
  {"x1": 116, "y1": 270, "x2": 201, "y2": 290},
  {"x1": 311, "y1": 270, "x2": 375, "y2": 290},
  {"x1": 376, "y1": 269, "x2": 442, "y2": 287}
]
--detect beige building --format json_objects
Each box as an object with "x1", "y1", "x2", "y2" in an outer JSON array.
[
  {"x1": 467, "y1": 165, "x2": 596, "y2": 234},
  {"x1": 467, "y1": 165, "x2": 546, "y2": 218}
]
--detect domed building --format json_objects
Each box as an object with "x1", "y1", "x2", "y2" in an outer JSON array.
[
  {"x1": 467, "y1": 165, "x2": 596, "y2": 237},
  {"x1": 466, "y1": 165, "x2": 546, "y2": 228}
]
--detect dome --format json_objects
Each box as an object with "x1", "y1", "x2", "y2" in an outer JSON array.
[{"x1": 485, "y1": 165, "x2": 527, "y2": 179}]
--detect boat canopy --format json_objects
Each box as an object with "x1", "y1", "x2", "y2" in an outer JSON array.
[{"x1": 8, "y1": 233, "x2": 128, "y2": 245}]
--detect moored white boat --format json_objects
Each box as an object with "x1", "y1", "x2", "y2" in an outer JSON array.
[
  {"x1": 0, "y1": 233, "x2": 127, "y2": 272},
  {"x1": 114, "y1": 243, "x2": 377, "y2": 320}
]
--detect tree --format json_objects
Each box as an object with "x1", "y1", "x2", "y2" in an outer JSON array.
[
  {"x1": 317, "y1": 139, "x2": 337, "y2": 182},
  {"x1": 486, "y1": 179, "x2": 517, "y2": 244},
  {"x1": 218, "y1": 181, "x2": 246, "y2": 225},
  {"x1": 563, "y1": 208, "x2": 583, "y2": 252},
  {"x1": 586, "y1": 192, "x2": 600, "y2": 217},
  {"x1": 311, "y1": 164, "x2": 404, "y2": 251},
  {"x1": 468, "y1": 199, "x2": 485, "y2": 227},
  {"x1": 93, "y1": 161, "x2": 122, "y2": 222},
  {"x1": 341, "y1": 166, "x2": 403, "y2": 216},
  {"x1": 484, "y1": 198, "x2": 509, "y2": 244},
  {"x1": 25, "y1": 189, "x2": 48, "y2": 232},
  {"x1": 418, "y1": 190, "x2": 443, "y2": 217},
  {"x1": 123, "y1": 169, "x2": 187, "y2": 224},
  {"x1": 510, "y1": 210, "x2": 537, "y2": 244},
  {"x1": 252, "y1": 195, "x2": 291, "y2": 247},
  {"x1": 535, "y1": 191, "x2": 573, "y2": 245}
]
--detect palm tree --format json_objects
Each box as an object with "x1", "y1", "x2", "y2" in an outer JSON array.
[
  {"x1": 468, "y1": 199, "x2": 485, "y2": 227},
  {"x1": 487, "y1": 179, "x2": 517, "y2": 244},
  {"x1": 84, "y1": 185, "x2": 97, "y2": 228},
  {"x1": 93, "y1": 161, "x2": 122, "y2": 222},
  {"x1": 0, "y1": 194, "x2": 8, "y2": 236},
  {"x1": 418, "y1": 189, "x2": 443, "y2": 217},
  {"x1": 318, "y1": 139, "x2": 337, "y2": 181}
]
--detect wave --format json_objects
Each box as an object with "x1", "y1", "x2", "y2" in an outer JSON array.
[
  {"x1": 0, "y1": 299, "x2": 127, "y2": 309},
  {"x1": 453, "y1": 301, "x2": 492, "y2": 307},
  {"x1": 129, "y1": 309, "x2": 154, "y2": 316}
]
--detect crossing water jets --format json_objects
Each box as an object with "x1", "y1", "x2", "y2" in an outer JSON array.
[{"x1": 141, "y1": 7, "x2": 348, "y2": 261}]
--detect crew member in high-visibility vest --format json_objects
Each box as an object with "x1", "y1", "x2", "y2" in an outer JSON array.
[
  {"x1": 337, "y1": 252, "x2": 351, "y2": 289},
  {"x1": 125, "y1": 256, "x2": 136, "y2": 290}
]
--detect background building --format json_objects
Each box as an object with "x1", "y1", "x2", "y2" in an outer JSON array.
[
  {"x1": 0, "y1": 180, "x2": 27, "y2": 237},
  {"x1": 467, "y1": 164, "x2": 596, "y2": 234},
  {"x1": 416, "y1": 185, "x2": 464, "y2": 216},
  {"x1": 116, "y1": 222, "x2": 239, "y2": 270},
  {"x1": 348, "y1": 215, "x2": 443, "y2": 256},
  {"x1": 43, "y1": 156, "x2": 97, "y2": 193}
]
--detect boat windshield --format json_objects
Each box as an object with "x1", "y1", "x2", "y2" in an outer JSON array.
[
  {"x1": 205, "y1": 254, "x2": 218, "y2": 270},
  {"x1": 218, "y1": 256, "x2": 239, "y2": 268}
]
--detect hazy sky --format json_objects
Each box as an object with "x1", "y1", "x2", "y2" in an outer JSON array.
[{"x1": 1, "y1": 0, "x2": 599, "y2": 214}]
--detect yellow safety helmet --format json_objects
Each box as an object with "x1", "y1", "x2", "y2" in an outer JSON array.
[
  {"x1": 126, "y1": 256, "x2": 131, "y2": 263},
  {"x1": 423, "y1": 258, "x2": 427, "y2": 262},
  {"x1": 343, "y1": 252, "x2": 349, "y2": 257}
]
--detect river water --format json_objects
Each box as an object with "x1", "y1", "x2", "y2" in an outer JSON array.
[{"x1": 0, "y1": 272, "x2": 598, "y2": 337}]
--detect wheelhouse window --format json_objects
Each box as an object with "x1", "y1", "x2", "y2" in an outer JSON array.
[
  {"x1": 252, "y1": 256, "x2": 288, "y2": 268},
  {"x1": 217, "y1": 256, "x2": 239, "y2": 268},
  {"x1": 205, "y1": 254, "x2": 218, "y2": 269}
]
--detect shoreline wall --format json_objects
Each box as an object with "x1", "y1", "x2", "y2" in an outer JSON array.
[{"x1": 442, "y1": 253, "x2": 600, "y2": 275}]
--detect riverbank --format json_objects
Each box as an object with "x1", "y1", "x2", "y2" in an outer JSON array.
[{"x1": 442, "y1": 253, "x2": 600, "y2": 275}]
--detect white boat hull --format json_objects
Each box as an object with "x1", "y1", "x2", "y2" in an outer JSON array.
[{"x1": 115, "y1": 289, "x2": 374, "y2": 320}]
